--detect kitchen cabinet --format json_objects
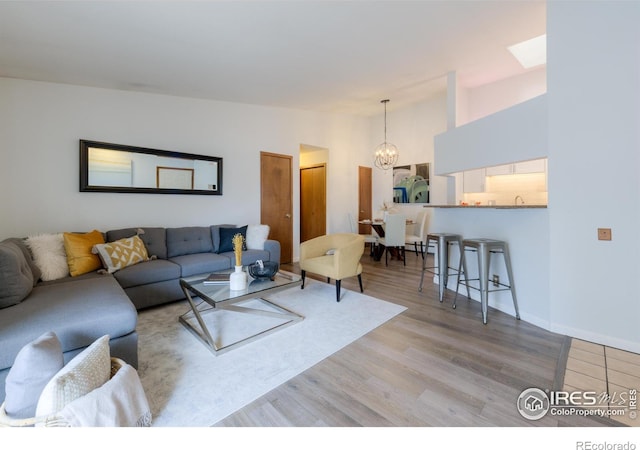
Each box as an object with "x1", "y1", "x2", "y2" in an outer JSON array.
[
  {"x1": 462, "y1": 158, "x2": 548, "y2": 194},
  {"x1": 515, "y1": 159, "x2": 546, "y2": 174},
  {"x1": 485, "y1": 158, "x2": 546, "y2": 176},
  {"x1": 463, "y1": 168, "x2": 486, "y2": 193},
  {"x1": 485, "y1": 164, "x2": 511, "y2": 176}
]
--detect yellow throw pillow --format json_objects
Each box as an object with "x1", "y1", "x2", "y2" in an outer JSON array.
[
  {"x1": 92, "y1": 235, "x2": 150, "y2": 273},
  {"x1": 63, "y1": 230, "x2": 105, "y2": 276}
]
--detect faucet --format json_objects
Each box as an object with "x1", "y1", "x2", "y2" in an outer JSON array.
[{"x1": 514, "y1": 195, "x2": 525, "y2": 205}]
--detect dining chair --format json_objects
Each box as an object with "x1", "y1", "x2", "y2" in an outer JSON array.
[
  {"x1": 348, "y1": 213, "x2": 378, "y2": 254},
  {"x1": 405, "y1": 210, "x2": 430, "y2": 258},
  {"x1": 378, "y1": 213, "x2": 406, "y2": 266}
]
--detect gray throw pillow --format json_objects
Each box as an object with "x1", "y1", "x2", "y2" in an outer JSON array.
[
  {"x1": 4, "y1": 332, "x2": 64, "y2": 419},
  {"x1": 2, "y1": 238, "x2": 41, "y2": 285},
  {"x1": 0, "y1": 241, "x2": 34, "y2": 308}
]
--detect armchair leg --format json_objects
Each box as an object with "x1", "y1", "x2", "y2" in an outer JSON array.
[
  {"x1": 402, "y1": 246, "x2": 406, "y2": 266},
  {"x1": 301, "y1": 270, "x2": 306, "y2": 289},
  {"x1": 358, "y1": 274, "x2": 363, "y2": 293},
  {"x1": 336, "y1": 279, "x2": 341, "y2": 302}
]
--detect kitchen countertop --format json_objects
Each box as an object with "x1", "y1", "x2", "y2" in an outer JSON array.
[{"x1": 425, "y1": 204, "x2": 547, "y2": 209}]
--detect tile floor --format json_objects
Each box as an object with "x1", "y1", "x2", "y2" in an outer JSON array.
[{"x1": 563, "y1": 339, "x2": 640, "y2": 426}]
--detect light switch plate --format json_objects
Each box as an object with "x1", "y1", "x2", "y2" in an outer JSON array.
[{"x1": 598, "y1": 228, "x2": 612, "y2": 241}]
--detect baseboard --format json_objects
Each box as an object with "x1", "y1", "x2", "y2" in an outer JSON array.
[
  {"x1": 435, "y1": 275, "x2": 550, "y2": 330},
  {"x1": 550, "y1": 322, "x2": 640, "y2": 354}
]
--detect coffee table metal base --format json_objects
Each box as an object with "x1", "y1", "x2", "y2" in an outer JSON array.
[{"x1": 179, "y1": 290, "x2": 304, "y2": 355}]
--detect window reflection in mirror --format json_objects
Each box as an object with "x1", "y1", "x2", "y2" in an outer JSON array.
[{"x1": 80, "y1": 140, "x2": 222, "y2": 195}]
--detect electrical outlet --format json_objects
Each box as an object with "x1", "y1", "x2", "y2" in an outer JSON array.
[
  {"x1": 492, "y1": 274, "x2": 499, "y2": 287},
  {"x1": 598, "y1": 228, "x2": 612, "y2": 241}
]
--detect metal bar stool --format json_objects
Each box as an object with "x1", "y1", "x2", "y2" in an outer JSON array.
[
  {"x1": 454, "y1": 238, "x2": 521, "y2": 324},
  {"x1": 419, "y1": 233, "x2": 469, "y2": 302}
]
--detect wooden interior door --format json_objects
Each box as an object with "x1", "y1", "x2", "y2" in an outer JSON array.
[
  {"x1": 260, "y1": 152, "x2": 293, "y2": 263},
  {"x1": 300, "y1": 164, "x2": 326, "y2": 242},
  {"x1": 358, "y1": 166, "x2": 373, "y2": 234}
]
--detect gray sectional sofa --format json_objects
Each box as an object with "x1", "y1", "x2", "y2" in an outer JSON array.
[{"x1": 0, "y1": 224, "x2": 280, "y2": 404}]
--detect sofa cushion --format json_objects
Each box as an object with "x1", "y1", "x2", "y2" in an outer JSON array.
[
  {"x1": 3, "y1": 238, "x2": 41, "y2": 285},
  {"x1": 3, "y1": 332, "x2": 64, "y2": 419},
  {"x1": 36, "y1": 270, "x2": 106, "y2": 288},
  {"x1": 106, "y1": 227, "x2": 167, "y2": 260},
  {"x1": 112, "y1": 259, "x2": 181, "y2": 289},
  {"x1": 93, "y1": 236, "x2": 150, "y2": 273},
  {"x1": 210, "y1": 224, "x2": 235, "y2": 253},
  {"x1": 0, "y1": 276, "x2": 136, "y2": 372},
  {"x1": 63, "y1": 230, "x2": 105, "y2": 277},
  {"x1": 217, "y1": 225, "x2": 248, "y2": 253},
  {"x1": 166, "y1": 227, "x2": 213, "y2": 258},
  {"x1": 26, "y1": 233, "x2": 69, "y2": 281},
  {"x1": 0, "y1": 240, "x2": 35, "y2": 308},
  {"x1": 170, "y1": 252, "x2": 231, "y2": 277}
]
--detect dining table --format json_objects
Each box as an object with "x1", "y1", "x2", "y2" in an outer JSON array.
[{"x1": 358, "y1": 218, "x2": 415, "y2": 262}]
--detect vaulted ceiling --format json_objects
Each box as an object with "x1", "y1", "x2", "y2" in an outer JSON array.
[{"x1": 0, "y1": 1, "x2": 546, "y2": 116}]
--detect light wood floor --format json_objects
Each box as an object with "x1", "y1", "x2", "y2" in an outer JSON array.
[{"x1": 215, "y1": 250, "x2": 620, "y2": 427}]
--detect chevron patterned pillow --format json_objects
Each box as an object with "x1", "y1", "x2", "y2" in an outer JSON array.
[{"x1": 92, "y1": 235, "x2": 150, "y2": 273}]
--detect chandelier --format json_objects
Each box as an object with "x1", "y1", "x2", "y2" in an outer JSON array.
[{"x1": 374, "y1": 99, "x2": 399, "y2": 170}]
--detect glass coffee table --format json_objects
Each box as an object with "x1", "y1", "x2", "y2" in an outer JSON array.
[{"x1": 179, "y1": 269, "x2": 303, "y2": 355}]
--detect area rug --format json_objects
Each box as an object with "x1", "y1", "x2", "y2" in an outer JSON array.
[{"x1": 136, "y1": 279, "x2": 406, "y2": 426}]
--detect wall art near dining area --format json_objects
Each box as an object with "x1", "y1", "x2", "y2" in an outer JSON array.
[{"x1": 393, "y1": 163, "x2": 429, "y2": 203}]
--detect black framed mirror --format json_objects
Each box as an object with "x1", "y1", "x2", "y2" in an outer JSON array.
[{"x1": 79, "y1": 140, "x2": 223, "y2": 195}]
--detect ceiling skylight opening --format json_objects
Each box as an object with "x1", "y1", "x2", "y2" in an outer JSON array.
[{"x1": 508, "y1": 34, "x2": 546, "y2": 69}]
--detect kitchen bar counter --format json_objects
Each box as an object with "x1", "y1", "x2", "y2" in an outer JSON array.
[
  {"x1": 423, "y1": 202, "x2": 548, "y2": 327},
  {"x1": 425, "y1": 204, "x2": 547, "y2": 209}
]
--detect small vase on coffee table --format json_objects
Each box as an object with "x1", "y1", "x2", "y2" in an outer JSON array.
[{"x1": 229, "y1": 265, "x2": 247, "y2": 290}]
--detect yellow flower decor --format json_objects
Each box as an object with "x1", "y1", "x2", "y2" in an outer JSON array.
[{"x1": 232, "y1": 233, "x2": 244, "y2": 267}]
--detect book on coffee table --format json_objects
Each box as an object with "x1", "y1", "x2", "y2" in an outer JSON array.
[{"x1": 202, "y1": 272, "x2": 230, "y2": 284}]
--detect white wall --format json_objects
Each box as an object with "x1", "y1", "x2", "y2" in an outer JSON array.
[
  {"x1": 0, "y1": 78, "x2": 369, "y2": 261},
  {"x1": 547, "y1": 1, "x2": 640, "y2": 352},
  {"x1": 463, "y1": 67, "x2": 547, "y2": 124}
]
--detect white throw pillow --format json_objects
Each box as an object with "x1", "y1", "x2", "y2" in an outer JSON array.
[
  {"x1": 35, "y1": 335, "x2": 111, "y2": 418},
  {"x1": 246, "y1": 224, "x2": 270, "y2": 250},
  {"x1": 26, "y1": 233, "x2": 69, "y2": 281},
  {"x1": 3, "y1": 332, "x2": 64, "y2": 419}
]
